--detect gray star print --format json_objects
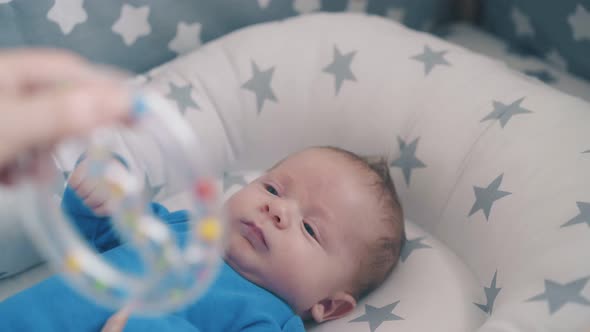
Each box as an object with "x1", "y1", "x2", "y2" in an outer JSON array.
[
  {"x1": 481, "y1": 97, "x2": 532, "y2": 128},
  {"x1": 411, "y1": 45, "x2": 451, "y2": 75},
  {"x1": 469, "y1": 174, "x2": 511, "y2": 220},
  {"x1": 391, "y1": 137, "x2": 426, "y2": 186},
  {"x1": 474, "y1": 270, "x2": 501, "y2": 314},
  {"x1": 144, "y1": 173, "x2": 163, "y2": 200},
  {"x1": 323, "y1": 45, "x2": 357, "y2": 95},
  {"x1": 561, "y1": 201, "x2": 590, "y2": 228},
  {"x1": 166, "y1": 83, "x2": 198, "y2": 114},
  {"x1": 527, "y1": 276, "x2": 590, "y2": 314},
  {"x1": 400, "y1": 236, "x2": 431, "y2": 262},
  {"x1": 241, "y1": 61, "x2": 277, "y2": 114},
  {"x1": 583, "y1": 150, "x2": 590, "y2": 153},
  {"x1": 349, "y1": 302, "x2": 403, "y2": 332},
  {"x1": 223, "y1": 173, "x2": 248, "y2": 192}
]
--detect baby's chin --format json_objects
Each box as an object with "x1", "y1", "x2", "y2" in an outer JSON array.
[{"x1": 223, "y1": 231, "x2": 265, "y2": 285}]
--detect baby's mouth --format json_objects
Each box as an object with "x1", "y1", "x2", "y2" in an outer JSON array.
[{"x1": 239, "y1": 219, "x2": 268, "y2": 251}]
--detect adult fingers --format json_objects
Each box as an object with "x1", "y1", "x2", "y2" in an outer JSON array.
[
  {"x1": 0, "y1": 80, "x2": 132, "y2": 167},
  {"x1": 0, "y1": 48, "x2": 126, "y2": 94}
]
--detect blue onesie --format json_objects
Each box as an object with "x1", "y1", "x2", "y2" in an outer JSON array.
[{"x1": 0, "y1": 187, "x2": 305, "y2": 332}]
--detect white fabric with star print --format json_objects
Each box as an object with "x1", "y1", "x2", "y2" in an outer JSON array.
[{"x1": 132, "y1": 13, "x2": 590, "y2": 331}]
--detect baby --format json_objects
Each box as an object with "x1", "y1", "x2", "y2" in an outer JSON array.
[{"x1": 0, "y1": 146, "x2": 405, "y2": 331}]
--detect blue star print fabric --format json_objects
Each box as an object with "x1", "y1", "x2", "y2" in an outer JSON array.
[
  {"x1": 480, "y1": 0, "x2": 590, "y2": 81},
  {"x1": 0, "y1": 0, "x2": 452, "y2": 73}
]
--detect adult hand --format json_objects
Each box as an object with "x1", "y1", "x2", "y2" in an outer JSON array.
[{"x1": 0, "y1": 48, "x2": 133, "y2": 185}]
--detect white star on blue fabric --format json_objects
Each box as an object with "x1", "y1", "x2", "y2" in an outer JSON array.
[
  {"x1": 391, "y1": 137, "x2": 426, "y2": 186},
  {"x1": 474, "y1": 271, "x2": 502, "y2": 314},
  {"x1": 400, "y1": 236, "x2": 431, "y2": 262},
  {"x1": 47, "y1": 0, "x2": 87, "y2": 35},
  {"x1": 241, "y1": 61, "x2": 277, "y2": 114},
  {"x1": 257, "y1": 0, "x2": 272, "y2": 9},
  {"x1": 546, "y1": 49, "x2": 568, "y2": 71},
  {"x1": 349, "y1": 302, "x2": 403, "y2": 332},
  {"x1": 323, "y1": 46, "x2": 357, "y2": 95},
  {"x1": 469, "y1": 174, "x2": 511, "y2": 220},
  {"x1": 568, "y1": 4, "x2": 590, "y2": 41},
  {"x1": 293, "y1": 0, "x2": 321, "y2": 14},
  {"x1": 511, "y1": 7, "x2": 534, "y2": 37},
  {"x1": 561, "y1": 201, "x2": 590, "y2": 228},
  {"x1": 112, "y1": 4, "x2": 151, "y2": 46},
  {"x1": 481, "y1": 97, "x2": 532, "y2": 128},
  {"x1": 223, "y1": 173, "x2": 248, "y2": 192},
  {"x1": 346, "y1": 0, "x2": 368, "y2": 13},
  {"x1": 166, "y1": 83, "x2": 198, "y2": 114},
  {"x1": 168, "y1": 21, "x2": 202, "y2": 55},
  {"x1": 411, "y1": 45, "x2": 451, "y2": 75},
  {"x1": 386, "y1": 7, "x2": 405, "y2": 22},
  {"x1": 527, "y1": 276, "x2": 590, "y2": 314}
]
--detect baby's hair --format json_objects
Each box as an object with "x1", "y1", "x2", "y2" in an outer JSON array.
[{"x1": 318, "y1": 146, "x2": 406, "y2": 301}]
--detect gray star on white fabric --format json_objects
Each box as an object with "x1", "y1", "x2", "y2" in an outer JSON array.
[
  {"x1": 391, "y1": 137, "x2": 426, "y2": 186},
  {"x1": 166, "y1": 83, "x2": 198, "y2": 114},
  {"x1": 323, "y1": 45, "x2": 357, "y2": 95},
  {"x1": 583, "y1": 149, "x2": 590, "y2": 154},
  {"x1": 400, "y1": 236, "x2": 431, "y2": 262},
  {"x1": 481, "y1": 97, "x2": 532, "y2": 128},
  {"x1": 223, "y1": 173, "x2": 248, "y2": 192},
  {"x1": 561, "y1": 201, "x2": 590, "y2": 228},
  {"x1": 527, "y1": 276, "x2": 590, "y2": 314},
  {"x1": 241, "y1": 61, "x2": 277, "y2": 114},
  {"x1": 469, "y1": 174, "x2": 511, "y2": 220},
  {"x1": 144, "y1": 174, "x2": 163, "y2": 200},
  {"x1": 411, "y1": 45, "x2": 451, "y2": 75},
  {"x1": 349, "y1": 302, "x2": 403, "y2": 332},
  {"x1": 474, "y1": 271, "x2": 502, "y2": 314}
]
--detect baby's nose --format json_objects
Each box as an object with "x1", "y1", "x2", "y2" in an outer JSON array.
[{"x1": 263, "y1": 201, "x2": 290, "y2": 230}]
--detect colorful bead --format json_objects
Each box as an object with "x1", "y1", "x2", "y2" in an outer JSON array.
[
  {"x1": 198, "y1": 217, "x2": 221, "y2": 242},
  {"x1": 170, "y1": 289, "x2": 183, "y2": 302},
  {"x1": 94, "y1": 279, "x2": 108, "y2": 292},
  {"x1": 64, "y1": 253, "x2": 81, "y2": 273},
  {"x1": 194, "y1": 179, "x2": 216, "y2": 202},
  {"x1": 107, "y1": 180, "x2": 126, "y2": 198}
]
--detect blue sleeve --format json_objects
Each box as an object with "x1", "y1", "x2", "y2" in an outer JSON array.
[
  {"x1": 61, "y1": 186, "x2": 120, "y2": 253},
  {"x1": 236, "y1": 316, "x2": 304, "y2": 331},
  {"x1": 122, "y1": 316, "x2": 202, "y2": 332},
  {"x1": 61, "y1": 186, "x2": 190, "y2": 253}
]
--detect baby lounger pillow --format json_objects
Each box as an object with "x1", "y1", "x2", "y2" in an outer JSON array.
[{"x1": 129, "y1": 13, "x2": 590, "y2": 331}]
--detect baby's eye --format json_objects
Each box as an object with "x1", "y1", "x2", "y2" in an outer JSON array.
[
  {"x1": 304, "y1": 222, "x2": 316, "y2": 239},
  {"x1": 265, "y1": 184, "x2": 279, "y2": 196}
]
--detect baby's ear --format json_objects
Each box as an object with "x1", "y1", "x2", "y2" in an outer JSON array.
[{"x1": 310, "y1": 291, "x2": 356, "y2": 323}]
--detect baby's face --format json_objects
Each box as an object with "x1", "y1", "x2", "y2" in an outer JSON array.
[{"x1": 223, "y1": 148, "x2": 382, "y2": 318}]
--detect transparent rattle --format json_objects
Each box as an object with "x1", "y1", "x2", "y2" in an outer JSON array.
[{"x1": 18, "y1": 91, "x2": 225, "y2": 315}]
